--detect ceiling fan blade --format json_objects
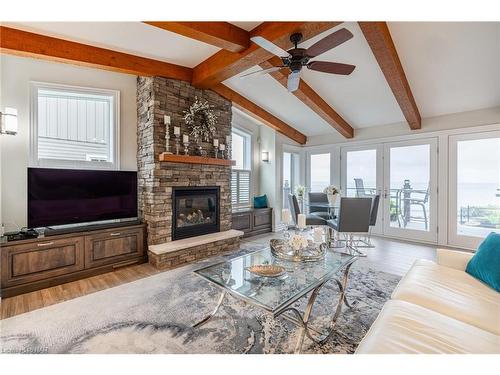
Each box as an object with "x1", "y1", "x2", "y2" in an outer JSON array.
[
  {"x1": 307, "y1": 61, "x2": 355, "y2": 75},
  {"x1": 251, "y1": 36, "x2": 289, "y2": 58},
  {"x1": 240, "y1": 66, "x2": 286, "y2": 79},
  {"x1": 287, "y1": 71, "x2": 301, "y2": 92},
  {"x1": 306, "y1": 28, "x2": 354, "y2": 58}
]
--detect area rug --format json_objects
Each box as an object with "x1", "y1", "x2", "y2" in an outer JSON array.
[{"x1": 0, "y1": 243, "x2": 401, "y2": 354}]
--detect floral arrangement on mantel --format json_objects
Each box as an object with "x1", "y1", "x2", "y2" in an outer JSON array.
[
  {"x1": 323, "y1": 185, "x2": 340, "y2": 205},
  {"x1": 183, "y1": 97, "x2": 217, "y2": 142}
]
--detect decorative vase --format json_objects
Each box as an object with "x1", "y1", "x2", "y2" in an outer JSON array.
[
  {"x1": 194, "y1": 134, "x2": 206, "y2": 157},
  {"x1": 327, "y1": 193, "x2": 338, "y2": 206}
]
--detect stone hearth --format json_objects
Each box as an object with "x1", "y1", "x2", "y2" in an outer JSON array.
[
  {"x1": 137, "y1": 76, "x2": 240, "y2": 269},
  {"x1": 148, "y1": 229, "x2": 243, "y2": 270}
]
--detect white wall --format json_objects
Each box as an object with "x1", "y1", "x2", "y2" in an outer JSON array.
[
  {"x1": 258, "y1": 125, "x2": 280, "y2": 229},
  {"x1": 0, "y1": 55, "x2": 138, "y2": 231}
]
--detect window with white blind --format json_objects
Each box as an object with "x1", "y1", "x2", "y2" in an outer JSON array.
[
  {"x1": 30, "y1": 82, "x2": 120, "y2": 169},
  {"x1": 231, "y1": 128, "x2": 252, "y2": 208}
]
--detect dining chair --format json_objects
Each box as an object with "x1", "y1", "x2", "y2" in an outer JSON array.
[
  {"x1": 326, "y1": 197, "x2": 372, "y2": 256},
  {"x1": 354, "y1": 178, "x2": 376, "y2": 197},
  {"x1": 288, "y1": 194, "x2": 327, "y2": 226},
  {"x1": 307, "y1": 192, "x2": 331, "y2": 219},
  {"x1": 357, "y1": 194, "x2": 380, "y2": 248},
  {"x1": 408, "y1": 185, "x2": 429, "y2": 230},
  {"x1": 400, "y1": 184, "x2": 429, "y2": 230}
]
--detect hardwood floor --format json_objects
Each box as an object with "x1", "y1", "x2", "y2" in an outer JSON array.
[
  {"x1": 0, "y1": 234, "x2": 438, "y2": 320},
  {"x1": 0, "y1": 263, "x2": 161, "y2": 319}
]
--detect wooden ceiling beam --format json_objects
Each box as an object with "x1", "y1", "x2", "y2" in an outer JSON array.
[
  {"x1": 144, "y1": 21, "x2": 249, "y2": 53},
  {"x1": 0, "y1": 26, "x2": 308, "y2": 144},
  {"x1": 212, "y1": 84, "x2": 307, "y2": 145},
  {"x1": 192, "y1": 22, "x2": 340, "y2": 88},
  {"x1": 358, "y1": 22, "x2": 421, "y2": 130},
  {"x1": 0, "y1": 26, "x2": 192, "y2": 81},
  {"x1": 259, "y1": 57, "x2": 354, "y2": 138}
]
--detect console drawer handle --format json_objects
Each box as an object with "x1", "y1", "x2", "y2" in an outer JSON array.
[
  {"x1": 110, "y1": 232, "x2": 122, "y2": 236},
  {"x1": 37, "y1": 241, "x2": 54, "y2": 247}
]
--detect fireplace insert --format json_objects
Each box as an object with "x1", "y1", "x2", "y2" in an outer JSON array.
[{"x1": 172, "y1": 186, "x2": 220, "y2": 240}]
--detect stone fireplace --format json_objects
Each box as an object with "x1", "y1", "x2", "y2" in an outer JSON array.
[
  {"x1": 172, "y1": 186, "x2": 220, "y2": 240},
  {"x1": 136, "y1": 76, "x2": 242, "y2": 270}
]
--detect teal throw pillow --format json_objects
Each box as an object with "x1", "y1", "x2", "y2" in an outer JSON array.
[
  {"x1": 253, "y1": 195, "x2": 268, "y2": 209},
  {"x1": 465, "y1": 232, "x2": 500, "y2": 292}
]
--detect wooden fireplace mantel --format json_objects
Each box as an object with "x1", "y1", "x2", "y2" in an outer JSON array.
[{"x1": 159, "y1": 153, "x2": 236, "y2": 166}]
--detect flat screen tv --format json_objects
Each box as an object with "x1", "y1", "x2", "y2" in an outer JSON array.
[{"x1": 28, "y1": 168, "x2": 138, "y2": 228}]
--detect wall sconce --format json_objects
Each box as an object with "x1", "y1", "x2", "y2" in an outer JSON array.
[
  {"x1": 261, "y1": 151, "x2": 270, "y2": 163},
  {"x1": 0, "y1": 108, "x2": 18, "y2": 135}
]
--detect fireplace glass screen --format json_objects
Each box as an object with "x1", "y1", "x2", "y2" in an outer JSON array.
[
  {"x1": 176, "y1": 196, "x2": 216, "y2": 228},
  {"x1": 172, "y1": 187, "x2": 220, "y2": 240}
]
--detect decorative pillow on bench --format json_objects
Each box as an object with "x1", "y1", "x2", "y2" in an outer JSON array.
[
  {"x1": 253, "y1": 195, "x2": 268, "y2": 209},
  {"x1": 466, "y1": 232, "x2": 500, "y2": 292}
]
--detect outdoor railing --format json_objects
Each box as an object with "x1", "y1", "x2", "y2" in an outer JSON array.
[{"x1": 459, "y1": 205, "x2": 500, "y2": 228}]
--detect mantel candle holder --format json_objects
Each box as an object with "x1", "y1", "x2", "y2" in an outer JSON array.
[
  {"x1": 164, "y1": 115, "x2": 172, "y2": 154},
  {"x1": 226, "y1": 135, "x2": 231, "y2": 160},
  {"x1": 219, "y1": 143, "x2": 226, "y2": 159},
  {"x1": 174, "y1": 134, "x2": 181, "y2": 155},
  {"x1": 213, "y1": 138, "x2": 219, "y2": 158}
]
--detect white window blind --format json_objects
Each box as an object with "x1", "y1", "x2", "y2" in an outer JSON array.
[
  {"x1": 30, "y1": 82, "x2": 119, "y2": 169},
  {"x1": 232, "y1": 170, "x2": 251, "y2": 207}
]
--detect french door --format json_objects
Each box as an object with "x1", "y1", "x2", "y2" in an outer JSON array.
[
  {"x1": 448, "y1": 131, "x2": 500, "y2": 249},
  {"x1": 340, "y1": 145, "x2": 383, "y2": 235},
  {"x1": 341, "y1": 138, "x2": 438, "y2": 243},
  {"x1": 382, "y1": 138, "x2": 438, "y2": 242}
]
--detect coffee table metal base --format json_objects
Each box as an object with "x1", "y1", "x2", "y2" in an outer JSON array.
[{"x1": 192, "y1": 260, "x2": 356, "y2": 354}]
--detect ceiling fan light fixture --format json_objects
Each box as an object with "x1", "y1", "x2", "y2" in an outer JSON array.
[{"x1": 243, "y1": 29, "x2": 356, "y2": 82}]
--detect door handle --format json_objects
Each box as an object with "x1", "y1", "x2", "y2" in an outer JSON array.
[
  {"x1": 37, "y1": 241, "x2": 54, "y2": 247},
  {"x1": 110, "y1": 232, "x2": 122, "y2": 236}
]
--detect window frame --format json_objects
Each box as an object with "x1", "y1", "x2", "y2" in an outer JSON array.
[
  {"x1": 231, "y1": 127, "x2": 253, "y2": 208},
  {"x1": 29, "y1": 81, "x2": 120, "y2": 170}
]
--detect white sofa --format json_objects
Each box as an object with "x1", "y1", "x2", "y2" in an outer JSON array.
[{"x1": 356, "y1": 249, "x2": 500, "y2": 354}]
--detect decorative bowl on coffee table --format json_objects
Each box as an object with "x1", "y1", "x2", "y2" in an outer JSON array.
[{"x1": 270, "y1": 238, "x2": 327, "y2": 262}]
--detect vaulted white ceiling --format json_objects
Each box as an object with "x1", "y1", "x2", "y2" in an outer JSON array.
[
  {"x1": 388, "y1": 22, "x2": 500, "y2": 118},
  {"x1": 5, "y1": 21, "x2": 499, "y2": 137},
  {"x1": 2, "y1": 21, "x2": 222, "y2": 67}
]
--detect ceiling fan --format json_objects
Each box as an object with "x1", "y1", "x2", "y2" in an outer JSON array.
[{"x1": 242, "y1": 28, "x2": 356, "y2": 92}]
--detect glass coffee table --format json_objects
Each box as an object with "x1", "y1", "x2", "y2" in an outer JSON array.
[{"x1": 193, "y1": 247, "x2": 358, "y2": 353}]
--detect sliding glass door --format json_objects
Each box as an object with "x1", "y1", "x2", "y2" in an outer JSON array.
[
  {"x1": 382, "y1": 138, "x2": 438, "y2": 242},
  {"x1": 449, "y1": 131, "x2": 500, "y2": 249}
]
